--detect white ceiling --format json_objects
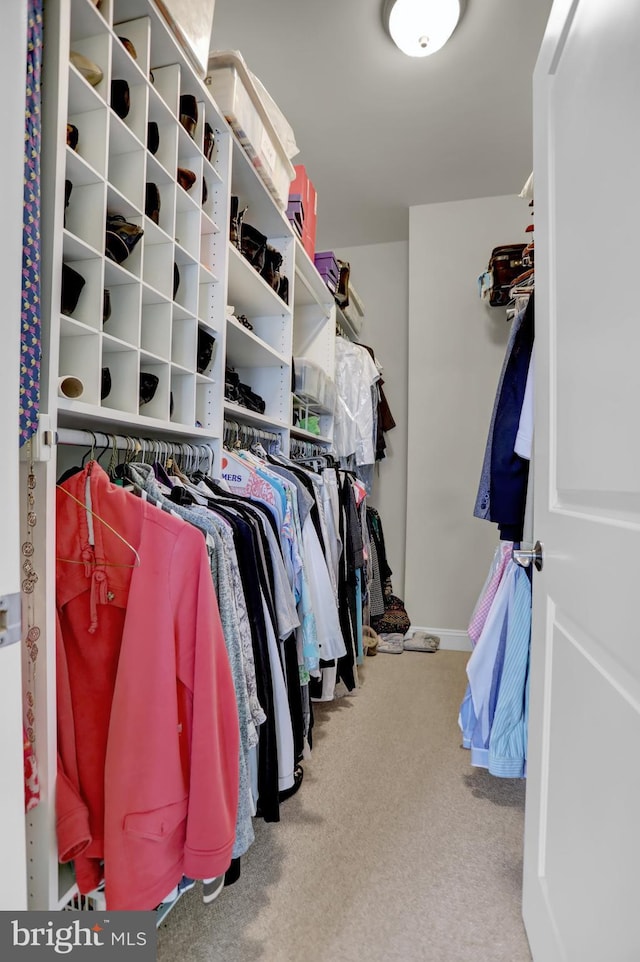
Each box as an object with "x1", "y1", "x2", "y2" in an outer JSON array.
[{"x1": 210, "y1": 0, "x2": 553, "y2": 249}]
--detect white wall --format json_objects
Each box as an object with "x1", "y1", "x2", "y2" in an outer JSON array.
[
  {"x1": 335, "y1": 241, "x2": 409, "y2": 598},
  {"x1": 405, "y1": 195, "x2": 530, "y2": 637}
]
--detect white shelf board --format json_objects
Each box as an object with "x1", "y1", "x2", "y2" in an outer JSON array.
[
  {"x1": 289, "y1": 425, "x2": 332, "y2": 445},
  {"x1": 62, "y1": 229, "x2": 102, "y2": 262},
  {"x1": 57, "y1": 398, "x2": 217, "y2": 440},
  {"x1": 68, "y1": 63, "x2": 105, "y2": 115},
  {"x1": 65, "y1": 146, "x2": 104, "y2": 187},
  {"x1": 336, "y1": 305, "x2": 362, "y2": 342},
  {"x1": 294, "y1": 238, "x2": 333, "y2": 308},
  {"x1": 223, "y1": 401, "x2": 288, "y2": 432},
  {"x1": 226, "y1": 317, "x2": 287, "y2": 369},
  {"x1": 227, "y1": 244, "x2": 291, "y2": 318}
]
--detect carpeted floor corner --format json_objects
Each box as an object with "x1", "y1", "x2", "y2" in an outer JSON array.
[{"x1": 157, "y1": 650, "x2": 531, "y2": 962}]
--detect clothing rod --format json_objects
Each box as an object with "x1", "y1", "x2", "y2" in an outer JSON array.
[
  {"x1": 56, "y1": 428, "x2": 215, "y2": 456},
  {"x1": 223, "y1": 419, "x2": 282, "y2": 447}
]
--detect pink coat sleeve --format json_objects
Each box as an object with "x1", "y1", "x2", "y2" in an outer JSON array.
[
  {"x1": 55, "y1": 613, "x2": 102, "y2": 894},
  {"x1": 172, "y1": 529, "x2": 240, "y2": 879}
]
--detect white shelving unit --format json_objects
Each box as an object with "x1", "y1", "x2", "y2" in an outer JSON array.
[{"x1": 26, "y1": 0, "x2": 338, "y2": 913}]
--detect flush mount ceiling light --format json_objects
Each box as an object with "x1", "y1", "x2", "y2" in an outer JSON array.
[{"x1": 383, "y1": 0, "x2": 462, "y2": 58}]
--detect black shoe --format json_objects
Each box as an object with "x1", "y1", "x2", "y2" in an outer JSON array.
[
  {"x1": 64, "y1": 180, "x2": 73, "y2": 229},
  {"x1": 179, "y1": 94, "x2": 198, "y2": 138},
  {"x1": 101, "y1": 367, "x2": 111, "y2": 400},
  {"x1": 139, "y1": 372, "x2": 159, "y2": 405},
  {"x1": 197, "y1": 329, "x2": 216, "y2": 374},
  {"x1": 66, "y1": 123, "x2": 79, "y2": 151},
  {"x1": 61, "y1": 263, "x2": 85, "y2": 316},
  {"x1": 111, "y1": 78, "x2": 130, "y2": 120},
  {"x1": 147, "y1": 121, "x2": 159, "y2": 155},
  {"x1": 103, "y1": 289, "x2": 111, "y2": 325},
  {"x1": 145, "y1": 183, "x2": 160, "y2": 224}
]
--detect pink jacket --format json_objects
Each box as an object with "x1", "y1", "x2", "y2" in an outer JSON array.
[{"x1": 55, "y1": 463, "x2": 239, "y2": 910}]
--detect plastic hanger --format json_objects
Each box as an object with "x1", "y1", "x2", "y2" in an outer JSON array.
[{"x1": 56, "y1": 464, "x2": 141, "y2": 569}]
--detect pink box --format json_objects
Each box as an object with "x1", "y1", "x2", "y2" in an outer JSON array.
[{"x1": 291, "y1": 165, "x2": 317, "y2": 260}]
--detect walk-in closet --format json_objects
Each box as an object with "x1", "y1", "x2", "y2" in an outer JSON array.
[{"x1": 1, "y1": 1, "x2": 639, "y2": 961}]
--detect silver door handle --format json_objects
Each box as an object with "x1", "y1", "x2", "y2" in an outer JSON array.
[{"x1": 512, "y1": 540, "x2": 544, "y2": 571}]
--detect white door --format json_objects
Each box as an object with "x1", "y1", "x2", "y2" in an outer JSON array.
[
  {"x1": 0, "y1": 0, "x2": 30, "y2": 911},
  {"x1": 523, "y1": 1, "x2": 640, "y2": 959}
]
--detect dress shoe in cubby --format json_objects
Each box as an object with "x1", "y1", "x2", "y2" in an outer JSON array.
[
  {"x1": 111, "y1": 79, "x2": 130, "y2": 120},
  {"x1": 179, "y1": 94, "x2": 198, "y2": 138},
  {"x1": 60, "y1": 263, "x2": 85, "y2": 316}
]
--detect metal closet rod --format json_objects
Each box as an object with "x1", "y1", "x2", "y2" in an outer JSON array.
[
  {"x1": 223, "y1": 419, "x2": 282, "y2": 449},
  {"x1": 56, "y1": 428, "x2": 215, "y2": 467}
]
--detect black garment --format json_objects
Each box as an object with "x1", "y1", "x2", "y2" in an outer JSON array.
[
  {"x1": 489, "y1": 296, "x2": 534, "y2": 542},
  {"x1": 336, "y1": 473, "x2": 364, "y2": 691}
]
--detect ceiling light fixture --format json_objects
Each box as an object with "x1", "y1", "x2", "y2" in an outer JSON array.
[{"x1": 383, "y1": 0, "x2": 462, "y2": 58}]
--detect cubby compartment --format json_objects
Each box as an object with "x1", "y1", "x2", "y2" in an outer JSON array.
[
  {"x1": 103, "y1": 281, "x2": 141, "y2": 346},
  {"x1": 69, "y1": 30, "x2": 111, "y2": 105},
  {"x1": 107, "y1": 124, "x2": 145, "y2": 210},
  {"x1": 69, "y1": 0, "x2": 109, "y2": 43},
  {"x1": 100, "y1": 341, "x2": 139, "y2": 414},
  {"x1": 104, "y1": 205, "x2": 144, "y2": 278},
  {"x1": 177, "y1": 124, "x2": 202, "y2": 192},
  {"x1": 150, "y1": 64, "x2": 180, "y2": 118},
  {"x1": 139, "y1": 357, "x2": 170, "y2": 419},
  {"x1": 59, "y1": 255, "x2": 103, "y2": 329},
  {"x1": 108, "y1": 65, "x2": 147, "y2": 145},
  {"x1": 112, "y1": 18, "x2": 151, "y2": 83},
  {"x1": 147, "y1": 120, "x2": 178, "y2": 182},
  {"x1": 171, "y1": 316, "x2": 197, "y2": 370},
  {"x1": 58, "y1": 327, "x2": 100, "y2": 406},
  {"x1": 196, "y1": 379, "x2": 217, "y2": 432},
  {"x1": 143, "y1": 163, "x2": 176, "y2": 239},
  {"x1": 173, "y1": 258, "x2": 198, "y2": 315},
  {"x1": 198, "y1": 282, "x2": 216, "y2": 324},
  {"x1": 195, "y1": 323, "x2": 218, "y2": 377},
  {"x1": 141, "y1": 296, "x2": 171, "y2": 360},
  {"x1": 142, "y1": 241, "x2": 174, "y2": 299},
  {"x1": 175, "y1": 208, "x2": 201, "y2": 261},
  {"x1": 64, "y1": 180, "x2": 105, "y2": 252},
  {"x1": 199, "y1": 231, "x2": 217, "y2": 275},
  {"x1": 66, "y1": 100, "x2": 108, "y2": 177},
  {"x1": 170, "y1": 367, "x2": 195, "y2": 425}
]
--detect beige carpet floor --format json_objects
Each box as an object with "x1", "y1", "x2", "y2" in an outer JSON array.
[{"x1": 157, "y1": 650, "x2": 532, "y2": 962}]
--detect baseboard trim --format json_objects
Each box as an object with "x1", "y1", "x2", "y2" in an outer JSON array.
[{"x1": 409, "y1": 626, "x2": 472, "y2": 652}]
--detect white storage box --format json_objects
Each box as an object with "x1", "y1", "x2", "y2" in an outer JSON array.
[
  {"x1": 207, "y1": 51, "x2": 295, "y2": 209},
  {"x1": 342, "y1": 284, "x2": 365, "y2": 336}
]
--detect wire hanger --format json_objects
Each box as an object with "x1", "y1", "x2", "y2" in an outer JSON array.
[{"x1": 56, "y1": 471, "x2": 141, "y2": 569}]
